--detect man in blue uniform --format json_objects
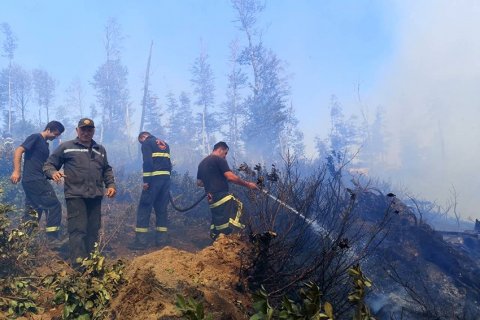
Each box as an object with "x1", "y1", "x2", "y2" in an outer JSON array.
[
  {"x1": 10, "y1": 121, "x2": 65, "y2": 239},
  {"x1": 43, "y1": 118, "x2": 116, "y2": 266},
  {"x1": 197, "y1": 141, "x2": 257, "y2": 240},
  {"x1": 129, "y1": 131, "x2": 172, "y2": 250}
]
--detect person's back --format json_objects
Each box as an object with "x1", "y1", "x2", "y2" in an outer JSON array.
[
  {"x1": 129, "y1": 132, "x2": 172, "y2": 250},
  {"x1": 142, "y1": 134, "x2": 171, "y2": 179},
  {"x1": 197, "y1": 154, "x2": 230, "y2": 195}
]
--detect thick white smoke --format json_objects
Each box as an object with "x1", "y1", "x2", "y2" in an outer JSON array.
[{"x1": 373, "y1": 0, "x2": 480, "y2": 221}]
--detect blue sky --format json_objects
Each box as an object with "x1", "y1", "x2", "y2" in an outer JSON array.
[
  {"x1": 0, "y1": 0, "x2": 397, "y2": 154},
  {"x1": 4, "y1": 1, "x2": 480, "y2": 221}
]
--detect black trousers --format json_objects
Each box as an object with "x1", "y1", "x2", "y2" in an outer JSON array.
[
  {"x1": 208, "y1": 192, "x2": 239, "y2": 240},
  {"x1": 66, "y1": 197, "x2": 102, "y2": 265},
  {"x1": 22, "y1": 179, "x2": 62, "y2": 233},
  {"x1": 136, "y1": 178, "x2": 170, "y2": 233}
]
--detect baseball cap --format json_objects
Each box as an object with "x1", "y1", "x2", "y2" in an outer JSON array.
[{"x1": 78, "y1": 118, "x2": 95, "y2": 128}]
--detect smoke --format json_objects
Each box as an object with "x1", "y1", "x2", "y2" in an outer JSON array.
[{"x1": 371, "y1": 1, "x2": 480, "y2": 220}]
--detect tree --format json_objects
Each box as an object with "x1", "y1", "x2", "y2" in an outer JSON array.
[
  {"x1": 165, "y1": 91, "x2": 198, "y2": 171},
  {"x1": 220, "y1": 39, "x2": 248, "y2": 159},
  {"x1": 32, "y1": 69, "x2": 55, "y2": 124},
  {"x1": 360, "y1": 106, "x2": 387, "y2": 168},
  {"x1": 232, "y1": 0, "x2": 300, "y2": 162},
  {"x1": 320, "y1": 95, "x2": 361, "y2": 175},
  {"x1": 190, "y1": 45, "x2": 217, "y2": 156},
  {"x1": 1, "y1": 23, "x2": 18, "y2": 133},
  {"x1": 6, "y1": 64, "x2": 32, "y2": 137},
  {"x1": 64, "y1": 77, "x2": 86, "y2": 119},
  {"x1": 91, "y1": 18, "x2": 130, "y2": 143},
  {"x1": 142, "y1": 91, "x2": 162, "y2": 135},
  {"x1": 279, "y1": 102, "x2": 305, "y2": 159},
  {"x1": 240, "y1": 46, "x2": 289, "y2": 160}
]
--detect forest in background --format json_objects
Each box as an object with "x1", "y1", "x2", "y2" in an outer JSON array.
[{"x1": 0, "y1": 0, "x2": 468, "y2": 230}]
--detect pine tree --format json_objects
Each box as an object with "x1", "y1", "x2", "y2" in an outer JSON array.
[
  {"x1": 91, "y1": 18, "x2": 130, "y2": 143},
  {"x1": 220, "y1": 39, "x2": 247, "y2": 159},
  {"x1": 32, "y1": 69, "x2": 55, "y2": 124},
  {"x1": 190, "y1": 46, "x2": 217, "y2": 156}
]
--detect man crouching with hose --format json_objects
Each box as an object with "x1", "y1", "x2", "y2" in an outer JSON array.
[{"x1": 197, "y1": 141, "x2": 258, "y2": 240}]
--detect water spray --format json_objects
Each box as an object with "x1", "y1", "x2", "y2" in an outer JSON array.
[{"x1": 260, "y1": 188, "x2": 328, "y2": 236}]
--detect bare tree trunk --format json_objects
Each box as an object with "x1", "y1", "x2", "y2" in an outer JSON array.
[
  {"x1": 139, "y1": 41, "x2": 153, "y2": 133},
  {"x1": 202, "y1": 105, "x2": 208, "y2": 156},
  {"x1": 8, "y1": 62, "x2": 12, "y2": 133},
  {"x1": 138, "y1": 41, "x2": 153, "y2": 159}
]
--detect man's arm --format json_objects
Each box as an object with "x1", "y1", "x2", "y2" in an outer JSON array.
[
  {"x1": 102, "y1": 147, "x2": 116, "y2": 198},
  {"x1": 224, "y1": 171, "x2": 258, "y2": 190},
  {"x1": 43, "y1": 146, "x2": 65, "y2": 181},
  {"x1": 10, "y1": 146, "x2": 25, "y2": 184},
  {"x1": 141, "y1": 142, "x2": 153, "y2": 185}
]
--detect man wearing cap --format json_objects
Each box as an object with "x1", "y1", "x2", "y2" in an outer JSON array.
[
  {"x1": 10, "y1": 121, "x2": 65, "y2": 240},
  {"x1": 129, "y1": 131, "x2": 172, "y2": 250},
  {"x1": 43, "y1": 118, "x2": 116, "y2": 267}
]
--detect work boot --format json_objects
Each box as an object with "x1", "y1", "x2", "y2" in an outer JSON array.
[
  {"x1": 128, "y1": 233, "x2": 148, "y2": 250},
  {"x1": 154, "y1": 232, "x2": 170, "y2": 247},
  {"x1": 46, "y1": 231, "x2": 67, "y2": 252},
  {"x1": 46, "y1": 231, "x2": 60, "y2": 240}
]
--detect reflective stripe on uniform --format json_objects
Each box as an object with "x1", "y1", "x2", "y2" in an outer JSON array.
[
  {"x1": 143, "y1": 170, "x2": 171, "y2": 177},
  {"x1": 152, "y1": 152, "x2": 170, "y2": 158},
  {"x1": 155, "y1": 226, "x2": 168, "y2": 232},
  {"x1": 92, "y1": 149, "x2": 104, "y2": 157},
  {"x1": 209, "y1": 194, "x2": 234, "y2": 208},
  {"x1": 211, "y1": 222, "x2": 230, "y2": 231},
  {"x1": 64, "y1": 148, "x2": 104, "y2": 157},
  {"x1": 46, "y1": 226, "x2": 60, "y2": 232},
  {"x1": 229, "y1": 196, "x2": 245, "y2": 229},
  {"x1": 64, "y1": 149, "x2": 88, "y2": 154},
  {"x1": 135, "y1": 227, "x2": 149, "y2": 233},
  {"x1": 210, "y1": 194, "x2": 245, "y2": 229}
]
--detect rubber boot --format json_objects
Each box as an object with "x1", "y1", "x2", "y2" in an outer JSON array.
[
  {"x1": 128, "y1": 233, "x2": 149, "y2": 250},
  {"x1": 155, "y1": 232, "x2": 170, "y2": 247}
]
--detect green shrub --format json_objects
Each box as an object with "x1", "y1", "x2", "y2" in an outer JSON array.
[
  {"x1": 175, "y1": 294, "x2": 213, "y2": 320},
  {"x1": 0, "y1": 193, "x2": 41, "y2": 317},
  {"x1": 43, "y1": 244, "x2": 126, "y2": 320}
]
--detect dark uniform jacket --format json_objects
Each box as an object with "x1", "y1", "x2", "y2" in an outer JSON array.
[
  {"x1": 141, "y1": 135, "x2": 171, "y2": 183},
  {"x1": 43, "y1": 138, "x2": 115, "y2": 199}
]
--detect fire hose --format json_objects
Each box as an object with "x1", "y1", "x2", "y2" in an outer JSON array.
[
  {"x1": 169, "y1": 191, "x2": 206, "y2": 212},
  {"x1": 168, "y1": 187, "x2": 302, "y2": 215}
]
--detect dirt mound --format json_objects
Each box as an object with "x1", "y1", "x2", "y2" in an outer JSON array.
[{"x1": 110, "y1": 234, "x2": 253, "y2": 319}]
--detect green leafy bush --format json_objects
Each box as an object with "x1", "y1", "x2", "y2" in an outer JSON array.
[
  {"x1": 250, "y1": 265, "x2": 375, "y2": 320},
  {"x1": 43, "y1": 244, "x2": 126, "y2": 319},
  {"x1": 0, "y1": 196, "x2": 41, "y2": 317},
  {"x1": 175, "y1": 294, "x2": 213, "y2": 320},
  {"x1": 251, "y1": 282, "x2": 334, "y2": 320}
]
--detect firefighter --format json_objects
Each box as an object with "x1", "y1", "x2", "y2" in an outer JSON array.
[
  {"x1": 10, "y1": 121, "x2": 65, "y2": 239},
  {"x1": 129, "y1": 131, "x2": 172, "y2": 250},
  {"x1": 43, "y1": 118, "x2": 116, "y2": 267},
  {"x1": 196, "y1": 141, "x2": 258, "y2": 240}
]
